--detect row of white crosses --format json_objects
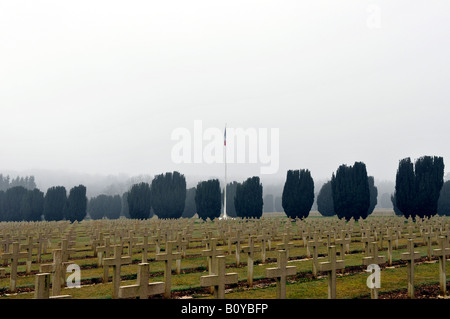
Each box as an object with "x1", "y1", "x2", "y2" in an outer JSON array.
[
  {"x1": 0, "y1": 229, "x2": 75, "y2": 293},
  {"x1": 74, "y1": 217, "x2": 450, "y2": 299},
  {"x1": 101, "y1": 239, "x2": 182, "y2": 299},
  {"x1": 0, "y1": 215, "x2": 447, "y2": 299}
]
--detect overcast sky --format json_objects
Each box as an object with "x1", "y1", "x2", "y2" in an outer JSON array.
[{"x1": 1, "y1": 0, "x2": 449, "y2": 185}]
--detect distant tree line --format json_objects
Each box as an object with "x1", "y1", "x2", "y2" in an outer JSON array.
[
  {"x1": 0, "y1": 156, "x2": 448, "y2": 222},
  {"x1": 0, "y1": 184, "x2": 86, "y2": 222},
  {"x1": 0, "y1": 174, "x2": 36, "y2": 191},
  {"x1": 88, "y1": 194, "x2": 122, "y2": 220}
]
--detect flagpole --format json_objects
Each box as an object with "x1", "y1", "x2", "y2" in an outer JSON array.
[{"x1": 223, "y1": 123, "x2": 228, "y2": 220}]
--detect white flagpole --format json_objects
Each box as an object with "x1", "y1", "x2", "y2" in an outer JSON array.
[{"x1": 223, "y1": 123, "x2": 228, "y2": 220}]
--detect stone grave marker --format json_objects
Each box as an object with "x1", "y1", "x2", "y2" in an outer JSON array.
[
  {"x1": 265, "y1": 249, "x2": 297, "y2": 299},
  {"x1": 200, "y1": 256, "x2": 238, "y2": 299},
  {"x1": 103, "y1": 245, "x2": 132, "y2": 299},
  {"x1": 308, "y1": 232, "x2": 323, "y2": 278},
  {"x1": 1, "y1": 242, "x2": 28, "y2": 292},
  {"x1": 319, "y1": 245, "x2": 345, "y2": 299},
  {"x1": 362, "y1": 241, "x2": 386, "y2": 299},
  {"x1": 118, "y1": 263, "x2": 165, "y2": 299},
  {"x1": 433, "y1": 235, "x2": 450, "y2": 296},
  {"x1": 400, "y1": 239, "x2": 421, "y2": 299},
  {"x1": 241, "y1": 235, "x2": 261, "y2": 288},
  {"x1": 155, "y1": 241, "x2": 181, "y2": 298},
  {"x1": 40, "y1": 249, "x2": 71, "y2": 296},
  {"x1": 34, "y1": 273, "x2": 71, "y2": 299}
]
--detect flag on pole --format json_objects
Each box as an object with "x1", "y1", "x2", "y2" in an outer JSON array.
[{"x1": 224, "y1": 126, "x2": 226, "y2": 146}]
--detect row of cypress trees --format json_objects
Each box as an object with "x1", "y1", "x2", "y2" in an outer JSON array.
[
  {"x1": 192, "y1": 177, "x2": 264, "y2": 221},
  {"x1": 315, "y1": 156, "x2": 447, "y2": 220},
  {"x1": 101, "y1": 156, "x2": 450, "y2": 221},
  {"x1": 0, "y1": 187, "x2": 44, "y2": 222},
  {"x1": 0, "y1": 155, "x2": 446, "y2": 222},
  {"x1": 0, "y1": 185, "x2": 87, "y2": 222},
  {"x1": 126, "y1": 172, "x2": 187, "y2": 219}
]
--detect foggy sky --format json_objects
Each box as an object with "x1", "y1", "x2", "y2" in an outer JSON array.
[{"x1": 1, "y1": 0, "x2": 449, "y2": 186}]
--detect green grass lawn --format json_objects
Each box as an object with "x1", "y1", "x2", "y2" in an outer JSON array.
[{"x1": 0, "y1": 216, "x2": 448, "y2": 299}]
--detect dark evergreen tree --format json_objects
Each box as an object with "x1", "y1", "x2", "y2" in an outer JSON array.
[
  {"x1": 0, "y1": 191, "x2": 5, "y2": 221},
  {"x1": 4, "y1": 186, "x2": 29, "y2": 221},
  {"x1": 437, "y1": 180, "x2": 450, "y2": 216},
  {"x1": 414, "y1": 156, "x2": 444, "y2": 218},
  {"x1": 151, "y1": 171, "x2": 186, "y2": 219},
  {"x1": 44, "y1": 186, "x2": 67, "y2": 221},
  {"x1": 127, "y1": 183, "x2": 152, "y2": 219},
  {"x1": 394, "y1": 158, "x2": 417, "y2": 219},
  {"x1": 182, "y1": 187, "x2": 197, "y2": 218},
  {"x1": 331, "y1": 162, "x2": 370, "y2": 221},
  {"x1": 27, "y1": 188, "x2": 44, "y2": 221},
  {"x1": 263, "y1": 194, "x2": 274, "y2": 213},
  {"x1": 395, "y1": 156, "x2": 444, "y2": 219},
  {"x1": 64, "y1": 185, "x2": 87, "y2": 222},
  {"x1": 367, "y1": 176, "x2": 378, "y2": 216},
  {"x1": 234, "y1": 176, "x2": 263, "y2": 219},
  {"x1": 105, "y1": 195, "x2": 122, "y2": 219},
  {"x1": 282, "y1": 170, "x2": 314, "y2": 219},
  {"x1": 88, "y1": 195, "x2": 108, "y2": 220},
  {"x1": 317, "y1": 180, "x2": 335, "y2": 217},
  {"x1": 195, "y1": 180, "x2": 221, "y2": 221}
]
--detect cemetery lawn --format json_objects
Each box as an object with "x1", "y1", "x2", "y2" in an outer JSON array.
[{"x1": 0, "y1": 216, "x2": 448, "y2": 299}]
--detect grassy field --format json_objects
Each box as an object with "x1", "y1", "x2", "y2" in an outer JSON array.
[{"x1": 0, "y1": 212, "x2": 448, "y2": 299}]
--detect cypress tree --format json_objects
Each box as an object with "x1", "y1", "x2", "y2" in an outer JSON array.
[
  {"x1": 182, "y1": 187, "x2": 197, "y2": 218},
  {"x1": 44, "y1": 186, "x2": 67, "y2": 221},
  {"x1": 395, "y1": 156, "x2": 444, "y2": 219},
  {"x1": 151, "y1": 171, "x2": 186, "y2": 219},
  {"x1": 414, "y1": 156, "x2": 444, "y2": 218},
  {"x1": 105, "y1": 195, "x2": 122, "y2": 220},
  {"x1": 4, "y1": 186, "x2": 29, "y2": 221},
  {"x1": 64, "y1": 185, "x2": 87, "y2": 222},
  {"x1": 0, "y1": 191, "x2": 4, "y2": 221},
  {"x1": 234, "y1": 176, "x2": 263, "y2": 219},
  {"x1": 27, "y1": 188, "x2": 44, "y2": 221},
  {"x1": 317, "y1": 181, "x2": 335, "y2": 217},
  {"x1": 394, "y1": 158, "x2": 417, "y2": 219},
  {"x1": 331, "y1": 162, "x2": 370, "y2": 221},
  {"x1": 282, "y1": 169, "x2": 315, "y2": 219},
  {"x1": 88, "y1": 195, "x2": 108, "y2": 220},
  {"x1": 195, "y1": 179, "x2": 221, "y2": 221},
  {"x1": 127, "y1": 183, "x2": 152, "y2": 219}
]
